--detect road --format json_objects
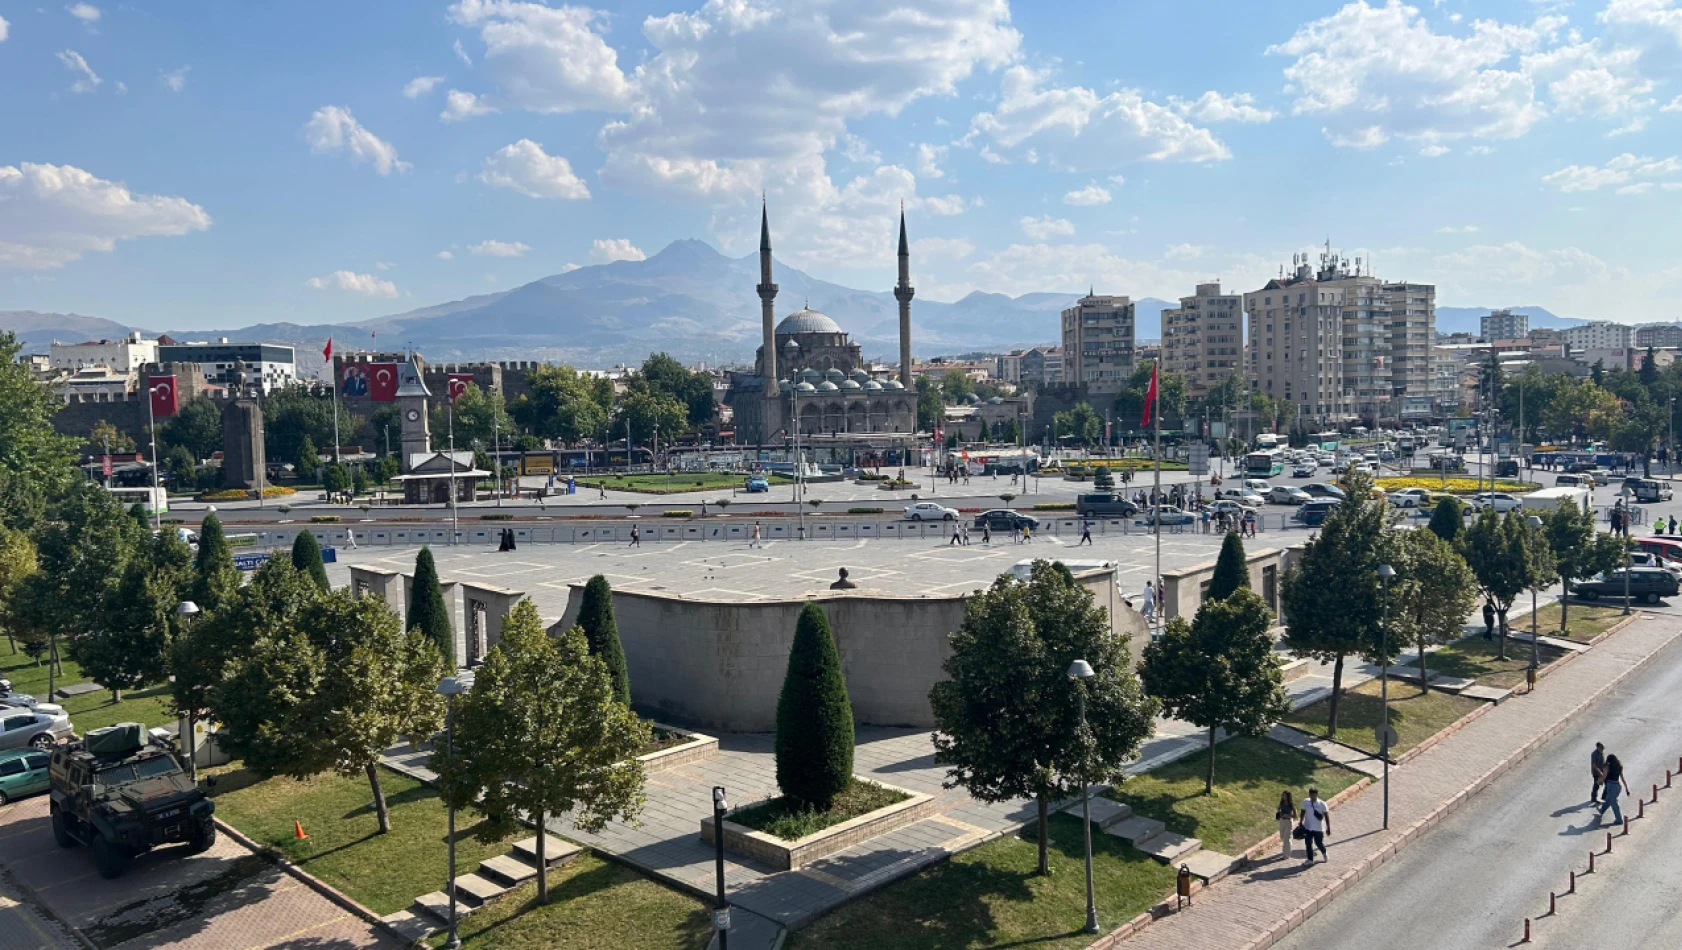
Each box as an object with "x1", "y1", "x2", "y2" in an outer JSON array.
[{"x1": 1272, "y1": 622, "x2": 1682, "y2": 950}]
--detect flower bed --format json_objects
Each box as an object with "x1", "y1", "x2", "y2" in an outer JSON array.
[
  {"x1": 1375, "y1": 476, "x2": 1540, "y2": 494},
  {"x1": 662, "y1": 510, "x2": 693, "y2": 518},
  {"x1": 635, "y1": 723, "x2": 718, "y2": 773},
  {"x1": 847, "y1": 507, "x2": 885, "y2": 514},
  {"x1": 701, "y1": 778, "x2": 933, "y2": 871},
  {"x1": 198, "y1": 486, "x2": 297, "y2": 501},
  {"x1": 1032, "y1": 502, "x2": 1076, "y2": 511}
]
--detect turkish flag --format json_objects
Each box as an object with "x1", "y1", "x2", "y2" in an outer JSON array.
[
  {"x1": 322, "y1": 337, "x2": 333, "y2": 361},
  {"x1": 368, "y1": 363, "x2": 398, "y2": 402},
  {"x1": 149, "y1": 375, "x2": 178, "y2": 418},
  {"x1": 448, "y1": 373, "x2": 474, "y2": 401},
  {"x1": 1141, "y1": 362, "x2": 1157, "y2": 428}
]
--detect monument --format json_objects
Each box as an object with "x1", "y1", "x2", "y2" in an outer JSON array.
[{"x1": 220, "y1": 364, "x2": 266, "y2": 491}]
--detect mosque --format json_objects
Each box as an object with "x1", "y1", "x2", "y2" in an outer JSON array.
[{"x1": 724, "y1": 205, "x2": 918, "y2": 446}]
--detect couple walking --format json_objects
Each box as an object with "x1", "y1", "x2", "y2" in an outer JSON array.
[
  {"x1": 1591, "y1": 742, "x2": 1632, "y2": 824},
  {"x1": 1276, "y1": 788, "x2": 1331, "y2": 864}
]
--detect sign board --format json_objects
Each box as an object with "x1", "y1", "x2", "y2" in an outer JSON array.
[
  {"x1": 233, "y1": 552, "x2": 272, "y2": 572},
  {"x1": 1186, "y1": 443, "x2": 1210, "y2": 477},
  {"x1": 226, "y1": 533, "x2": 259, "y2": 549},
  {"x1": 101, "y1": 455, "x2": 112, "y2": 478},
  {"x1": 712, "y1": 908, "x2": 731, "y2": 931},
  {"x1": 1376, "y1": 724, "x2": 1399, "y2": 749}
]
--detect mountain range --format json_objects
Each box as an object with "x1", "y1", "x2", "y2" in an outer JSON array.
[{"x1": 2, "y1": 239, "x2": 1590, "y2": 371}]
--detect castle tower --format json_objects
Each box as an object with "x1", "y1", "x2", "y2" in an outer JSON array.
[
  {"x1": 757, "y1": 201, "x2": 780, "y2": 396},
  {"x1": 895, "y1": 209, "x2": 915, "y2": 385},
  {"x1": 396, "y1": 360, "x2": 431, "y2": 472}
]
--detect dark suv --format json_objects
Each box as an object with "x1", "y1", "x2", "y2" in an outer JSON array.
[
  {"x1": 973, "y1": 510, "x2": 1041, "y2": 532},
  {"x1": 49, "y1": 723, "x2": 215, "y2": 879},
  {"x1": 1570, "y1": 568, "x2": 1679, "y2": 604},
  {"x1": 1075, "y1": 493, "x2": 1138, "y2": 518}
]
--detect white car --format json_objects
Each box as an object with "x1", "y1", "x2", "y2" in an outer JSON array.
[
  {"x1": 1472, "y1": 492, "x2": 1521, "y2": 513},
  {"x1": 1207, "y1": 500, "x2": 1256, "y2": 519},
  {"x1": 1389, "y1": 488, "x2": 1434, "y2": 509},
  {"x1": 903, "y1": 502, "x2": 959, "y2": 521},
  {"x1": 1268, "y1": 486, "x2": 1312, "y2": 505}
]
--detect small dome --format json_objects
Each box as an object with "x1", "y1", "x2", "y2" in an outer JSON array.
[
  {"x1": 824, "y1": 368, "x2": 845, "y2": 382},
  {"x1": 849, "y1": 368, "x2": 871, "y2": 381},
  {"x1": 964, "y1": 393, "x2": 982, "y2": 405},
  {"x1": 882, "y1": 380, "x2": 905, "y2": 391},
  {"x1": 782, "y1": 338, "x2": 800, "y2": 350},
  {"x1": 776, "y1": 307, "x2": 844, "y2": 336},
  {"x1": 840, "y1": 378, "x2": 862, "y2": 391},
  {"x1": 796, "y1": 381, "x2": 817, "y2": 393},
  {"x1": 817, "y1": 380, "x2": 839, "y2": 392},
  {"x1": 989, "y1": 395, "x2": 1005, "y2": 405},
  {"x1": 865, "y1": 380, "x2": 884, "y2": 391},
  {"x1": 799, "y1": 368, "x2": 821, "y2": 382}
]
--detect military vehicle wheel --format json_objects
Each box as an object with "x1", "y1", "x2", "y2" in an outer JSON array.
[
  {"x1": 189, "y1": 819, "x2": 216, "y2": 854},
  {"x1": 50, "y1": 808, "x2": 77, "y2": 849},
  {"x1": 91, "y1": 835, "x2": 130, "y2": 879}
]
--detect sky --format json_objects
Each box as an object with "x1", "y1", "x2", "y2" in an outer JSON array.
[{"x1": 4, "y1": 0, "x2": 1682, "y2": 331}]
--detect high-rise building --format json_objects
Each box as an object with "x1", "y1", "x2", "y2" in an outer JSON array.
[
  {"x1": 1481, "y1": 309, "x2": 1528, "y2": 341},
  {"x1": 1563, "y1": 321, "x2": 1633, "y2": 351},
  {"x1": 1059, "y1": 293, "x2": 1135, "y2": 392},
  {"x1": 1161, "y1": 282, "x2": 1243, "y2": 397},
  {"x1": 1635, "y1": 324, "x2": 1682, "y2": 348},
  {"x1": 156, "y1": 340, "x2": 297, "y2": 394},
  {"x1": 49, "y1": 331, "x2": 159, "y2": 379}
]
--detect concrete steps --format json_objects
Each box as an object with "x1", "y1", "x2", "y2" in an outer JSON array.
[
  {"x1": 1075, "y1": 795, "x2": 1224, "y2": 871},
  {"x1": 513, "y1": 834, "x2": 582, "y2": 868},
  {"x1": 410, "y1": 834, "x2": 584, "y2": 927},
  {"x1": 479, "y1": 853, "x2": 539, "y2": 886},
  {"x1": 450, "y1": 872, "x2": 505, "y2": 907},
  {"x1": 1135, "y1": 829, "x2": 1202, "y2": 863},
  {"x1": 1178, "y1": 847, "x2": 1239, "y2": 883}
]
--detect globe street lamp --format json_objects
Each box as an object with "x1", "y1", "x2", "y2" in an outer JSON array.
[
  {"x1": 1067, "y1": 658, "x2": 1099, "y2": 934},
  {"x1": 712, "y1": 786, "x2": 731, "y2": 949},
  {"x1": 175, "y1": 600, "x2": 201, "y2": 783},
  {"x1": 1376, "y1": 564, "x2": 1395, "y2": 831},
  {"x1": 1526, "y1": 515, "x2": 1545, "y2": 676},
  {"x1": 436, "y1": 672, "x2": 474, "y2": 949}
]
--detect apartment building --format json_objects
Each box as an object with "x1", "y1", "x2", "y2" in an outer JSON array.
[
  {"x1": 1059, "y1": 294, "x2": 1135, "y2": 393},
  {"x1": 1018, "y1": 347, "x2": 1064, "y2": 388},
  {"x1": 1481, "y1": 309, "x2": 1528, "y2": 341},
  {"x1": 1563, "y1": 321, "x2": 1633, "y2": 351},
  {"x1": 1385, "y1": 280, "x2": 1437, "y2": 418},
  {"x1": 1160, "y1": 282, "x2": 1243, "y2": 397},
  {"x1": 157, "y1": 340, "x2": 297, "y2": 394},
  {"x1": 49, "y1": 331, "x2": 159, "y2": 378},
  {"x1": 1636, "y1": 324, "x2": 1682, "y2": 348},
  {"x1": 1244, "y1": 261, "x2": 1352, "y2": 426}
]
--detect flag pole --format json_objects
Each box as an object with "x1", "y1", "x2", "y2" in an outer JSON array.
[{"x1": 147, "y1": 376, "x2": 162, "y2": 532}]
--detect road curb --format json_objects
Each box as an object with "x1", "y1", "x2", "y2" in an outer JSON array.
[{"x1": 213, "y1": 818, "x2": 411, "y2": 946}]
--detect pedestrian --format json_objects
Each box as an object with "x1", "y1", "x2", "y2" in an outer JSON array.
[
  {"x1": 1483, "y1": 600, "x2": 1496, "y2": 641},
  {"x1": 1201, "y1": 508, "x2": 1211, "y2": 534},
  {"x1": 600, "y1": 483, "x2": 607, "y2": 499},
  {"x1": 950, "y1": 523, "x2": 962, "y2": 546},
  {"x1": 1591, "y1": 742, "x2": 1606, "y2": 803},
  {"x1": 1276, "y1": 790, "x2": 1296, "y2": 861},
  {"x1": 1300, "y1": 787, "x2": 1330, "y2": 864},
  {"x1": 346, "y1": 529, "x2": 358, "y2": 550},
  {"x1": 1156, "y1": 580, "x2": 1165, "y2": 615},
  {"x1": 960, "y1": 523, "x2": 970, "y2": 546},
  {"x1": 1598, "y1": 754, "x2": 1629, "y2": 825},
  {"x1": 981, "y1": 522, "x2": 992, "y2": 545},
  {"x1": 629, "y1": 525, "x2": 640, "y2": 547},
  {"x1": 1022, "y1": 523, "x2": 1032, "y2": 543},
  {"x1": 1079, "y1": 520, "x2": 1093, "y2": 545},
  {"x1": 750, "y1": 521, "x2": 763, "y2": 548},
  {"x1": 1141, "y1": 581, "x2": 1156, "y2": 623}
]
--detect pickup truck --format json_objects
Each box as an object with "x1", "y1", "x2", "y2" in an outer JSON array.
[{"x1": 1075, "y1": 493, "x2": 1139, "y2": 518}]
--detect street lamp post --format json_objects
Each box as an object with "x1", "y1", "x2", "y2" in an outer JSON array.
[
  {"x1": 1377, "y1": 564, "x2": 1395, "y2": 831},
  {"x1": 1067, "y1": 658, "x2": 1099, "y2": 934},
  {"x1": 1526, "y1": 515, "x2": 1544, "y2": 673},
  {"x1": 712, "y1": 786, "x2": 731, "y2": 949},
  {"x1": 436, "y1": 673, "x2": 473, "y2": 949},
  {"x1": 175, "y1": 600, "x2": 201, "y2": 782}
]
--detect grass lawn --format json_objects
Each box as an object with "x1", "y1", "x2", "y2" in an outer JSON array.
[
  {"x1": 572, "y1": 473, "x2": 791, "y2": 494},
  {"x1": 210, "y1": 765, "x2": 518, "y2": 916},
  {"x1": 1282, "y1": 678, "x2": 1484, "y2": 758},
  {"x1": 1544, "y1": 604, "x2": 1633, "y2": 641},
  {"x1": 1425, "y1": 637, "x2": 1569, "y2": 690},
  {"x1": 426, "y1": 852, "x2": 712, "y2": 950},
  {"x1": 791, "y1": 813, "x2": 1175, "y2": 950},
  {"x1": 1104, "y1": 737, "x2": 1365, "y2": 856},
  {"x1": 0, "y1": 647, "x2": 174, "y2": 734}
]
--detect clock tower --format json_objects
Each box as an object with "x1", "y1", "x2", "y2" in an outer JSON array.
[{"x1": 396, "y1": 360, "x2": 431, "y2": 473}]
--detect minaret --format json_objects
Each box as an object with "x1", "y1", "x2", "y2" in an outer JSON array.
[
  {"x1": 757, "y1": 200, "x2": 779, "y2": 396},
  {"x1": 895, "y1": 208, "x2": 914, "y2": 386}
]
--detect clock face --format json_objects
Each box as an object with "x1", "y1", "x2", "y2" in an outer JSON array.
[{"x1": 406, "y1": 409, "x2": 420, "y2": 422}]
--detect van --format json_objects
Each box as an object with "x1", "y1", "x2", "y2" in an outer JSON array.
[
  {"x1": 1625, "y1": 478, "x2": 1673, "y2": 504},
  {"x1": 1243, "y1": 479, "x2": 1272, "y2": 494},
  {"x1": 1075, "y1": 493, "x2": 1139, "y2": 518},
  {"x1": 1554, "y1": 474, "x2": 1590, "y2": 488}
]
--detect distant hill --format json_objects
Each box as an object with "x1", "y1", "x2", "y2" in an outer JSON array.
[
  {"x1": 0, "y1": 311, "x2": 139, "y2": 352},
  {"x1": 1435, "y1": 306, "x2": 1583, "y2": 335}
]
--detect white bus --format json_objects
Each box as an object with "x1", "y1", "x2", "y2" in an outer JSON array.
[{"x1": 109, "y1": 485, "x2": 168, "y2": 515}]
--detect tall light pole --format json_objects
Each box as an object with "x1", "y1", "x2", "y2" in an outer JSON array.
[
  {"x1": 1067, "y1": 658, "x2": 1099, "y2": 934},
  {"x1": 175, "y1": 600, "x2": 201, "y2": 783},
  {"x1": 1526, "y1": 515, "x2": 1544, "y2": 673},
  {"x1": 1377, "y1": 564, "x2": 1395, "y2": 831},
  {"x1": 436, "y1": 672, "x2": 473, "y2": 950},
  {"x1": 711, "y1": 786, "x2": 731, "y2": 949}
]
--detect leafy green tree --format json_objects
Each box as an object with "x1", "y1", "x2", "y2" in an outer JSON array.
[
  {"x1": 940, "y1": 369, "x2": 975, "y2": 403},
  {"x1": 436, "y1": 601, "x2": 647, "y2": 902},
  {"x1": 1427, "y1": 495, "x2": 1464, "y2": 542},
  {"x1": 1543, "y1": 376, "x2": 1621, "y2": 444},
  {"x1": 296, "y1": 435, "x2": 321, "y2": 481},
  {"x1": 430, "y1": 382, "x2": 515, "y2": 451},
  {"x1": 611, "y1": 388, "x2": 689, "y2": 445},
  {"x1": 1460, "y1": 509, "x2": 1550, "y2": 660},
  {"x1": 375, "y1": 455, "x2": 401, "y2": 484},
  {"x1": 578, "y1": 575, "x2": 631, "y2": 705},
  {"x1": 775, "y1": 602, "x2": 855, "y2": 809},
  {"x1": 192, "y1": 512, "x2": 241, "y2": 613},
  {"x1": 162, "y1": 397, "x2": 223, "y2": 461},
  {"x1": 406, "y1": 547, "x2": 453, "y2": 661},
  {"x1": 510, "y1": 365, "x2": 612, "y2": 444},
  {"x1": 1544, "y1": 500, "x2": 1624, "y2": 634},
  {"x1": 1388, "y1": 528, "x2": 1478, "y2": 695},
  {"x1": 164, "y1": 445, "x2": 196, "y2": 490},
  {"x1": 1114, "y1": 361, "x2": 1187, "y2": 429},
  {"x1": 90, "y1": 419, "x2": 137, "y2": 453},
  {"x1": 263, "y1": 385, "x2": 352, "y2": 469},
  {"x1": 14, "y1": 483, "x2": 142, "y2": 672},
  {"x1": 1207, "y1": 531, "x2": 1250, "y2": 601},
  {"x1": 352, "y1": 467, "x2": 371, "y2": 496},
  {"x1": 931, "y1": 561, "x2": 1158, "y2": 874},
  {"x1": 321, "y1": 462, "x2": 351, "y2": 494},
  {"x1": 0, "y1": 331, "x2": 81, "y2": 531},
  {"x1": 1093, "y1": 465, "x2": 1115, "y2": 491},
  {"x1": 73, "y1": 529, "x2": 193, "y2": 701},
  {"x1": 915, "y1": 376, "x2": 944, "y2": 433},
  {"x1": 1054, "y1": 403, "x2": 1102, "y2": 445},
  {"x1": 639, "y1": 353, "x2": 715, "y2": 429},
  {"x1": 0, "y1": 527, "x2": 38, "y2": 654},
  {"x1": 290, "y1": 530, "x2": 330, "y2": 591},
  {"x1": 1279, "y1": 473, "x2": 1393, "y2": 737},
  {"x1": 1141, "y1": 588, "x2": 1288, "y2": 793}
]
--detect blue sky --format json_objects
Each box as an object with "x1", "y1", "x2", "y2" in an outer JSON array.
[{"x1": 4, "y1": 0, "x2": 1682, "y2": 331}]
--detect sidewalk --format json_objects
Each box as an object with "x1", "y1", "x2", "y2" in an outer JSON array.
[{"x1": 1105, "y1": 609, "x2": 1682, "y2": 950}]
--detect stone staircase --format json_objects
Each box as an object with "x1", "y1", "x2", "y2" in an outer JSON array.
[
  {"x1": 1066, "y1": 796, "x2": 1237, "y2": 883},
  {"x1": 380, "y1": 835, "x2": 582, "y2": 942}
]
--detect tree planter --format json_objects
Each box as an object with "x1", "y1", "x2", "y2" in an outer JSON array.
[
  {"x1": 699, "y1": 779, "x2": 934, "y2": 870},
  {"x1": 635, "y1": 723, "x2": 718, "y2": 773}
]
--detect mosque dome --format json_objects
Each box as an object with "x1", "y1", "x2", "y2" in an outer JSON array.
[
  {"x1": 796, "y1": 381, "x2": 817, "y2": 393},
  {"x1": 824, "y1": 368, "x2": 845, "y2": 382},
  {"x1": 864, "y1": 380, "x2": 884, "y2": 391},
  {"x1": 882, "y1": 380, "x2": 906, "y2": 391},
  {"x1": 817, "y1": 380, "x2": 840, "y2": 392},
  {"x1": 840, "y1": 378, "x2": 862, "y2": 391},
  {"x1": 776, "y1": 307, "x2": 844, "y2": 336}
]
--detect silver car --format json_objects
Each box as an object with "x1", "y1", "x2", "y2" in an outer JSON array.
[
  {"x1": 0, "y1": 690, "x2": 39, "y2": 709},
  {"x1": 0, "y1": 705, "x2": 72, "y2": 751}
]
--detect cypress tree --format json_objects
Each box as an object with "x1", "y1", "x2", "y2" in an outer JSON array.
[
  {"x1": 1427, "y1": 496, "x2": 1463, "y2": 542},
  {"x1": 193, "y1": 512, "x2": 241, "y2": 612},
  {"x1": 578, "y1": 575, "x2": 631, "y2": 706},
  {"x1": 407, "y1": 547, "x2": 453, "y2": 662},
  {"x1": 775, "y1": 601, "x2": 854, "y2": 809},
  {"x1": 291, "y1": 530, "x2": 330, "y2": 592},
  {"x1": 1206, "y1": 531, "x2": 1250, "y2": 602}
]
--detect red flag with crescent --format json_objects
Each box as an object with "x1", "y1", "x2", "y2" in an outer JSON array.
[
  {"x1": 369, "y1": 363, "x2": 399, "y2": 402},
  {"x1": 448, "y1": 373, "x2": 474, "y2": 402},
  {"x1": 1141, "y1": 362, "x2": 1158, "y2": 428},
  {"x1": 149, "y1": 375, "x2": 178, "y2": 418}
]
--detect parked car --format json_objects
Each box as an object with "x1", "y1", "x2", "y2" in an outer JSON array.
[
  {"x1": 1624, "y1": 478, "x2": 1673, "y2": 504},
  {"x1": 1300, "y1": 483, "x2": 1346, "y2": 500},
  {"x1": 1389, "y1": 488, "x2": 1434, "y2": 509},
  {"x1": 1634, "y1": 537, "x2": 1682, "y2": 563},
  {"x1": 903, "y1": 502, "x2": 959, "y2": 521},
  {"x1": 1554, "y1": 474, "x2": 1592, "y2": 488},
  {"x1": 1075, "y1": 493, "x2": 1139, "y2": 518},
  {"x1": 1570, "y1": 568, "x2": 1680, "y2": 603},
  {"x1": 973, "y1": 509, "x2": 1040, "y2": 531},
  {"x1": 1472, "y1": 492, "x2": 1522, "y2": 512},
  {"x1": 0, "y1": 748, "x2": 50, "y2": 805},
  {"x1": 1268, "y1": 486, "x2": 1312, "y2": 506},
  {"x1": 1628, "y1": 551, "x2": 1682, "y2": 577},
  {"x1": 1143, "y1": 506, "x2": 1197, "y2": 526},
  {"x1": 1207, "y1": 500, "x2": 1256, "y2": 519},
  {"x1": 1292, "y1": 499, "x2": 1340, "y2": 526},
  {"x1": 1292, "y1": 464, "x2": 1317, "y2": 478},
  {"x1": 1495, "y1": 459, "x2": 1520, "y2": 478},
  {"x1": 0, "y1": 689, "x2": 39, "y2": 709},
  {"x1": 742, "y1": 475, "x2": 770, "y2": 493},
  {"x1": 0, "y1": 706, "x2": 71, "y2": 751}
]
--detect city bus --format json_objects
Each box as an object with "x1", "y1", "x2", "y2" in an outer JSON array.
[
  {"x1": 1245, "y1": 449, "x2": 1286, "y2": 476},
  {"x1": 108, "y1": 485, "x2": 168, "y2": 516}
]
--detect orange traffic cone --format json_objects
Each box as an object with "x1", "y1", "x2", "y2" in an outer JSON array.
[{"x1": 294, "y1": 820, "x2": 309, "y2": 840}]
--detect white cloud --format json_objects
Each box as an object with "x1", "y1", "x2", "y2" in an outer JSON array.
[
  {"x1": 912, "y1": 237, "x2": 975, "y2": 261},
  {"x1": 589, "y1": 238, "x2": 646, "y2": 263},
  {"x1": 375, "y1": 261, "x2": 394, "y2": 270},
  {"x1": 1063, "y1": 183, "x2": 1112, "y2": 206},
  {"x1": 559, "y1": 262, "x2": 581, "y2": 273},
  {"x1": 306, "y1": 270, "x2": 399, "y2": 298},
  {"x1": 448, "y1": 0, "x2": 635, "y2": 113},
  {"x1": 969, "y1": 65, "x2": 1230, "y2": 168},
  {"x1": 57, "y1": 49, "x2": 101, "y2": 93},
  {"x1": 440, "y1": 88, "x2": 498, "y2": 121},
  {"x1": 916, "y1": 143, "x2": 948, "y2": 179},
  {"x1": 1615, "y1": 181, "x2": 1655, "y2": 194},
  {"x1": 436, "y1": 250, "x2": 454, "y2": 260},
  {"x1": 160, "y1": 66, "x2": 189, "y2": 92},
  {"x1": 1469, "y1": 145, "x2": 1494, "y2": 154},
  {"x1": 1600, "y1": 0, "x2": 1682, "y2": 47},
  {"x1": 469, "y1": 239, "x2": 531, "y2": 257},
  {"x1": 958, "y1": 241, "x2": 1264, "y2": 300},
  {"x1": 1436, "y1": 225, "x2": 1480, "y2": 233},
  {"x1": 403, "y1": 75, "x2": 445, "y2": 98},
  {"x1": 453, "y1": 39, "x2": 473, "y2": 65},
  {"x1": 0, "y1": 163, "x2": 211, "y2": 269},
  {"x1": 1163, "y1": 243, "x2": 1204, "y2": 260},
  {"x1": 1420, "y1": 144, "x2": 1450, "y2": 157},
  {"x1": 478, "y1": 139, "x2": 590, "y2": 199},
  {"x1": 1541, "y1": 152, "x2": 1680, "y2": 191},
  {"x1": 841, "y1": 134, "x2": 882, "y2": 166},
  {"x1": 1666, "y1": 95, "x2": 1682, "y2": 112},
  {"x1": 301, "y1": 105, "x2": 411, "y2": 175},
  {"x1": 0, "y1": 15, "x2": 10, "y2": 41},
  {"x1": 1019, "y1": 215, "x2": 1075, "y2": 239},
  {"x1": 1522, "y1": 37, "x2": 1653, "y2": 122},
  {"x1": 66, "y1": 3, "x2": 100, "y2": 23},
  {"x1": 1170, "y1": 91, "x2": 1277, "y2": 123}
]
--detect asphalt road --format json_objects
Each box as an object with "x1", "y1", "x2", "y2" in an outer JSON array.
[{"x1": 1272, "y1": 622, "x2": 1682, "y2": 950}]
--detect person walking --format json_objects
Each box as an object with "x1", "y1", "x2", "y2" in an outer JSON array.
[
  {"x1": 1079, "y1": 520, "x2": 1093, "y2": 545},
  {"x1": 1300, "y1": 787, "x2": 1330, "y2": 864},
  {"x1": 1156, "y1": 579, "x2": 1165, "y2": 616},
  {"x1": 1022, "y1": 522, "x2": 1032, "y2": 543},
  {"x1": 1591, "y1": 742, "x2": 1607, "y2": 803},
  {"x1": 1483, "y1": 600, "x2": 1497, "y2": 642},
  {"x1": 1598, "y1": 753, "x2": 1630, "y2": 825},
  {"x1": 950, "y1": 523, "x2": 963, "y2": 546},
  {"x1": 1141, "y1": 581, "x2": 1157, "y2": 624},
  {"x1": 1276, "y1": 791, "x2": 1296, "y2": 861},
  {"x1": 629, "y1": 525, "x2": 641, "y2": 548},
  {"x1": 981, "y1": 522, "x2": 991, "y2": 545},
  {"x1": 750, "y1": 521, "x2": 763, "y2": 549}
]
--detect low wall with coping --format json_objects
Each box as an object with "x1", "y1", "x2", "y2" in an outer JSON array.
[{"x1": 1159, "y1": 543, "x2": 1302, "y2": 623}]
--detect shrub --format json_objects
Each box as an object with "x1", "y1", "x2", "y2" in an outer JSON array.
[
  {"x1": 775, "y1": 602, "x2": 854, "y2": 809},
  {"x1": 1207, "y1": 531, "x2": 1250, "y2": 601},
  {"x1": 407, "y1": 548, "x2": 452, "y2": 659},
  {"x1": 663, "y1": 510, "x2": 693, "y2": 518},
  {"x1": 308, "y1": 514, "x2": 341, "y2": 524},
  {"x1": 290, "y1": 531, "x2": 330, "y2": 590},
  {"x1": 847, "y1": 507, "x2": 885, "y2": 514},
  {"x1": 480, "y1": 513, "x2": 513, "y2": 521},
  {"x1": 579, "y1": 576, "x2": 631, "y2": 705},
  {"x1": 1032, "y1": 502, "x2": 1075, "y2": 511}
]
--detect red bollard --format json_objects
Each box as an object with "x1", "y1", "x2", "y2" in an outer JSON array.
[
  {"x1": 1589, "y1": 850, "x2": 1596, "y2": 872},
  {"x1": 1667, "y1": 769, "x2": 1673, "y2": 789},
  {"x1": 1654, "y1": 784, "x2": 1661, "y2": 804},
  {"x1": 1523, "y1": 919, "x2": 1531, "y2": 943},
  {"x1": 1549, "y1": 892, "x2": 1556, "y2": 916},
  {"x1": 1607, "y1": 831, "x2": 1614, "y2": 853},
  {"x1": 1639, "y1": 798, "x2": 1645, "y2": 819},
  {"x1": 1624, "y1": 816, "x2": 1631, "y2": 836},
  {"x1": 1570, "y1": 870, "x2": 1577, "y2": 893}
]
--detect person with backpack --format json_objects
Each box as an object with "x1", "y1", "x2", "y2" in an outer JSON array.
[
  {"x1": 1299, "y1": 787, "x2": 1330, "y2": 864},
  {"x1": 1598, "y1": 754, "x2": 1630, "y2": 825}
]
